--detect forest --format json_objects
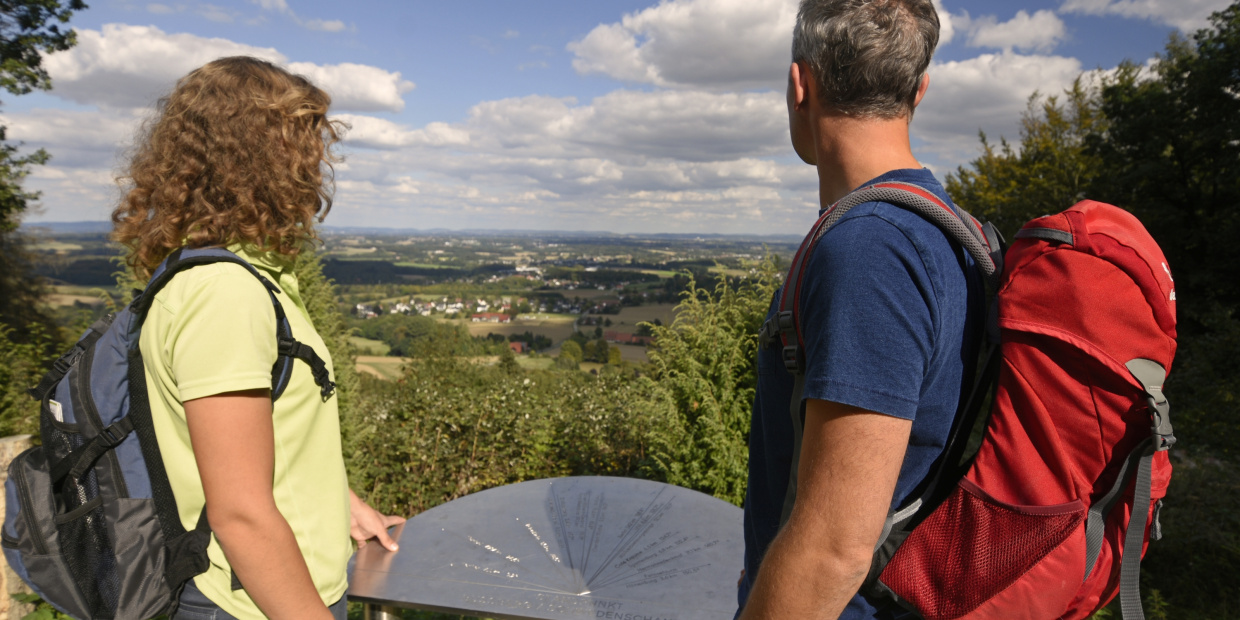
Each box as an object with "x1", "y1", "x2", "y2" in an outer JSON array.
[{"x1": 1, "y1": 2, "x2": 1238, "y2": 618}]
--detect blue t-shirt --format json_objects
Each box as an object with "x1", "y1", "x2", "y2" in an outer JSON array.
[{"x1": 739, "y1": 169, "x2": 984, "y2": 619}]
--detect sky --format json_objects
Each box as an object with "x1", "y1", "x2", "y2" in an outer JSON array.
[{"x1": 2, "y1": 0, "x2": 1232, "y2": 235}]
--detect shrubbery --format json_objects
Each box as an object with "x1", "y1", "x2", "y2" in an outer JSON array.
[
  {"x1": 641, "y1": 257, "x2": 780, "y2": 506},
  {"x1": 0, "y1": 325, "x2": 52, "y2": 438},
  {"x1": 342, "y1": 360, "x2": 676, "y2": 516}
]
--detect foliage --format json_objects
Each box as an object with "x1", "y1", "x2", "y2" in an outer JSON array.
[
  {"x1": 945, "y1": 78, "x2": 1107, "y2": 241},
  {"x1": 350, "y1": 312, "x2": 500, "y2": 358},
  {"x1": 558, "y1": 339, "x2": 582, "y2": 363},
  {"x1": 0, "y1": 322, "x2": 51, "y2": 436},
  {"x1": 344, "y1": 360, "x2": 675, "y2": 517},
  {"x1": 1140, "y1": 453, "x2": 1240, "y2": 619},
  {"x1": 641, "y1": 257, "x2": 781, "y2": 506},
  {"x1": 0, "y1": 0, "x2": 88, "y2": 344},
  {"x1": 1092, "y1": 8, "x2": 1240, "y2": 314},
  {"x1": 295, "y1": 250, "x2": 363, "y2": 453},
  {"x1": 0, "y1": 0, "x2": 87, "y2": 97},
  {"x1": 10, "y1": 592, "x2": 73, "y2": 620}
]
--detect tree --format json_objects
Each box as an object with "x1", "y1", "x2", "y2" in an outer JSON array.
[
  {"x1": 1, "y1": 0, "x2": 87, "y2": 338},
  {"x1": 945, "y1": 78, "x2": 1107, "y2": 241},
  {"x1": 558, "y1": 340, "x2": 583, "y2": 363},
  {"x1": 0, "y1": 0, "x2": 87, "y2": 431},
  {"x1": 1092, "y1": 8, "x2": 1240, "y2": 314}
]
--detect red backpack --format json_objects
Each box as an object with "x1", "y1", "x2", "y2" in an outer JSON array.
[{"x1": 770, "y1": 186, "x2": 1176, "y2": 619}]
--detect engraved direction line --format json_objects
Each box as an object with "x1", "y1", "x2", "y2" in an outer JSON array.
[
  {"x1": 432, "y1": 526, "x2": 570, "y2": 593},
  {"x1": 548, "y1": 483, "x2": 586, "y2": 593},
  {"x1": 589, "y1": 534, "x2": 702, "y2": 590},
  {"x1": 572, "y1": 490, "x2": 591, "y2": 578},
  {"x1": 579, "y1": 490, "x2": 607, "y2": 579},
  {"x1": 587, "y1": 494, "x2": 675, "y2": 586},
  {"x1": 586, "y1": 492, "x2": 671, "y2": 585},
  {"x1": 586, "y1": 488, "x2": 672, "y2": 585},
  {"x1": 513, "y1": 516, "x2": 579, "y2": 590}
]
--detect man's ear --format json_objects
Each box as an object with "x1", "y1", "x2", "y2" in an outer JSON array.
[
  {"x1": 790, "y1": 61, "x2": 812, "y2": 111},
  {"x1": 912, "y1": 73, "x2": 930, "y2": 108}
]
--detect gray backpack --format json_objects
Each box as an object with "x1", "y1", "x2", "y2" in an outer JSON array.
[{"x1": 2, "y1": 247, "x2": 334, "y2": 619}]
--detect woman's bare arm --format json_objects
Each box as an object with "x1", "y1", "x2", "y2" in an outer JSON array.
[{"x1": 185, "y1": 388, "x2": 334, "y2": 620}]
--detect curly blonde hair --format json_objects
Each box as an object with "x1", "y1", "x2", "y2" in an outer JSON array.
[{"x1": 112, "y1": 56, "x2": 344, "y2": 279}]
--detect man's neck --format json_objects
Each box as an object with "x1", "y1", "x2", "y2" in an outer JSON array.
[{"x1": 813, "y1": 112, "x2": 923, "y2": 208}]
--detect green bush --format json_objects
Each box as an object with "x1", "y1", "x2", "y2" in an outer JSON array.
[
  {"x1": 344, "y1": 359, "x2": 675, "y2": 517},
  {"x1": 0, "y1": 323, "x2": 53, "y2": 437},
  {"x1": 642, "y1": 257, "x2": 780, "y2": 506}
]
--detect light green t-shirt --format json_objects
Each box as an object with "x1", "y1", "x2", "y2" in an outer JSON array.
[{"x1": 139, "y1": 246, "x2": 350, "y2": 619}]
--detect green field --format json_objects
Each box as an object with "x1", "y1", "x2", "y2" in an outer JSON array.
[
  {"x1": 350, "y1": 336, "x2": 390, "y2": 356},
  {"x1": 393, "y1": 262, "x2": 455, "y2": 269},
  {"x1": 32, "y1": 241, "x2": 84, "y2": 252},
  {"x1": 708, "y1": 266, "x2": 749, "y2": 277},
  {"x1": 515, "y1": 356, "x2": 555, "y2": 371},
  {"x1": 335, "y1": 247, "x2": 380, "y2": 256},
  {"x1": 639, "y1": 269, "x2": 680, "y2": 278},
  {"x1": 355, "y1": 356, "x2": 408, "y2": 380}
]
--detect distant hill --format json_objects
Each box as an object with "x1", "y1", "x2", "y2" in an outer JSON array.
[
  {"x1": 20, "y1": 221, "x2": 801, "y2": 243},
  {"x1": 22, "y1": 221, "x2": 112, "y2": 234}
]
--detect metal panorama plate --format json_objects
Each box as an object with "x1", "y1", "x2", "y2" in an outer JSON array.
[{"x1": 348, "y1": 476, "x2": 743, "y2": 620}]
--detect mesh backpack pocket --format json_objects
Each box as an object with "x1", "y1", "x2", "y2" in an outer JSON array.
[{"x1": 881, "y1": 480, "x2": 1086, "y2": 619}]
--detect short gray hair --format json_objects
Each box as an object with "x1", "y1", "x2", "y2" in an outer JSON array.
[{"x1": 792, "y1": 0, "x2": 939, "y2": 118}]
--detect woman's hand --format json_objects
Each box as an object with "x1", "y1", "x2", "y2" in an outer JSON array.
[{"x1": 349, "y1": 489, "x2": 406, "y2": 551}]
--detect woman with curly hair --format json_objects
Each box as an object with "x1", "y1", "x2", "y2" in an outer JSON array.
[{"x1": 112, "y1": 56, "x2": 402, "y2": 620}]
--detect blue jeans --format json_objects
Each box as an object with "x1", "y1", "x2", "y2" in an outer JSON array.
[{"x1": 174, "y1": 579, "x2": 348, "y2": 620}]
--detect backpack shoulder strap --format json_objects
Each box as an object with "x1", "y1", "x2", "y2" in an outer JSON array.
[
  {"x1": 133, "y1": 247, "x2": 335, "y2": 400},
  {"x1": 766, "y1": 182, "x2": 1004, "y2": 527}
]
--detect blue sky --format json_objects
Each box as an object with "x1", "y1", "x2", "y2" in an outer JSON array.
[{"x1": 3, "y1": 0, "x2": 1231, "y2": 234}]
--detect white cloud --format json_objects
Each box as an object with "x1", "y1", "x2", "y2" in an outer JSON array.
[
  {"x1": 0, "y1": 109, "x2": 141, "y2": 152},
  {"x1": 303, "y1": 18, "x2": 346, "y2": 32},
  {"x1": 933, "y1": 0, "x2": 956, "y2": 45},
  {"x1": 962, "y1": 10, "x2": 1066, "y2": 53},
  {"x1": 1059, "y1": 0, "x2": 1232, "y2": 32},
  {"x1": 459, "y1": 90, "x2": 786, "y2": 162},
  {"x1": 336, "y1": 114, "x2": 470, "y2": 149},
  {"x1": 146, "y1": 4, "x2": 174, "y2": 14},
  {"x1": 287, "y1": 62, "x2": 414, "y2": 112},
  {"x1": 42, "y1": 24, "x2": 413, "y2": 112},
  {"x1": 915, "y1": 51, "x2": 1084, "y2": 165},
  {"x1": 247, "y1": 0, "x2": 352, "y2": 33},
  {"x1": 249, "y1": 0, "x2": 289, "y2": 13},
  {"x1": 197, "y1": 4, "x2": 237, "y2": 23},
  {"x1": 569, "y1": 0, "x2": 798, "y2": 91}
]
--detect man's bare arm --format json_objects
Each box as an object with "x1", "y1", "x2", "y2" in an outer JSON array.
[{"x1": 739, "y1": 398, "x2": 911, "y2": 619}]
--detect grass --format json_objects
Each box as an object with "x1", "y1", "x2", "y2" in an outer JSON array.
[
  {"x1": 708, "y1": 266, "x2": 750, "y2": 277},
  {"x1": 31, "y1": 241, "x2": 84, "y2": 253},
  {"x1": 607, "y1": 303, "x2": 678, "y2": 329},
  {"x1": 335, "y1": 247, "x2": 380, "y2": 256},
  {"x1": 515, "y1": 356, "x2": 555, "y2": 370},
  {"x1": 350, "y1": 336, "x2": 390, "y2": 356},
  {"x1": 355, "y1": 356, "x2": 409, "y2": 381},
  {"x1": 639, "y1": 269, "x2": 680, "y2": 278},
  {"x1": 466, "y1": 320, "x2": 576, "y2": 343},
  {"x1": 394, "y1": 262, "x2": 456, "y2": 269}
]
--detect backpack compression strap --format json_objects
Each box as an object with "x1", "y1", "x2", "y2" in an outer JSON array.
[{"x1": 762, "y1": 181, "x2": 1003, "y2": 526}]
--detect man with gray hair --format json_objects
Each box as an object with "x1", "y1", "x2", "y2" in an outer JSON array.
[{"x1": 736, "y1": 0, "x2": 984, "y2": 618}]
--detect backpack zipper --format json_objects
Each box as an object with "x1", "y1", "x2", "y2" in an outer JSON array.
[{"x1": 11, "y1": 453, "x2": 49, "y2": 556}]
